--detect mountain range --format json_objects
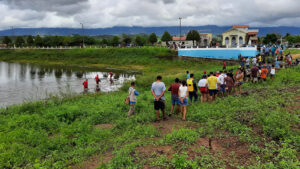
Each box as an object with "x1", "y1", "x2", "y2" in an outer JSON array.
[{"x1": 0, "y1": 25, "x2": 299, "y2": 37}]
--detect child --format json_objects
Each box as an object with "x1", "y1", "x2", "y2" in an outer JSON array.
[
  {"x1": 128, "y1": 82, "x2": 139, "y2": 117},
  {"x1": 179, "y1": 80, "x2": 189, "y2": 121}
]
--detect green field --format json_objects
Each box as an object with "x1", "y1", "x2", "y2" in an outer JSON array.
[{"x1": 0, "y1": 48, "x2": 299, "y2": 169}]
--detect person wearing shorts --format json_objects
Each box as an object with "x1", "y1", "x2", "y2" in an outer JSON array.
[
  {"x1": 168, "y1": 78, "x2": 181, "y2": 116},
  {"x1": 198, "y1": 75, "x2": 208, "y2": 103},
  {"x1": 206, "y1": 72, "x2": 219, "y2": 102},
  {"x1": 179, "y1": 80, "x2": 189, "y2": 121},
  {"x1": 235, "y1": 68, "x2": 244, "y2": 96},
  {"x1": 152, "y1": 76, "x2": 166, "y2": 121}
]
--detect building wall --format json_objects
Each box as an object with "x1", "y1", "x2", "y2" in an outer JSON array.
[
  {"x1": 161, "y1": 40, "x2": 194, "y2": 47},
  {"x1": 222, "y1": 30, "x2": 247, "y2": 47},
  {"x1": 178, "y1": 48, "x2": 258, "y2": 60},
  {"x1": 199, "y1": 33, "x2": 213, "y2": 47}
]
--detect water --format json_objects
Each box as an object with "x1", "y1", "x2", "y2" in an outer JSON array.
[{"x1": 0, "y1": 62, "x2": 136, "y2": 107}]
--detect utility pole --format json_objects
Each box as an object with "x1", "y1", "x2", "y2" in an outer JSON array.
[
  {"x1": 179, "y1": 17, "x2": 182, "y2": 47},
  {"x1": 80, "y1": 23, "x2": 85, "y2": 48},
  {"x1": 11, "y1": 26, "x2": 15, "y2": 48}
]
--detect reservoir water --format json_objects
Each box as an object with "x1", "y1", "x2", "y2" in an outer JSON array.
[{"x1": 0, "y1": 61, "x2": 135, "y2": 107}]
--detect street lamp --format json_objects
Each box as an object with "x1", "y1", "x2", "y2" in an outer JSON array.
[
  {"x1": 80, "y1": 23, "x2": 85, "y2": 48},
  {"x1": 179, "y1": 17, "x2": 182, "y2": 48}
]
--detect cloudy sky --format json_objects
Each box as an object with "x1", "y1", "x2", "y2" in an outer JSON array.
[{"x1": 1, "y1": 0, "x2": 300, "y2": 30}]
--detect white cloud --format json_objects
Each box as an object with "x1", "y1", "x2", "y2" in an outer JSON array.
[{"x1": 0, "y1": 0, "x2": 300, "y2": 30}]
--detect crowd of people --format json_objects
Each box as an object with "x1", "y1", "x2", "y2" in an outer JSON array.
[
  {"x1": 82, "y1": 72, "x2": 114, "y2": 92},
  {"x1": 126, "y1": 49, "x2": 296, "y2": 121}
]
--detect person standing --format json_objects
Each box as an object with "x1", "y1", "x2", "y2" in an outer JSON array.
[
  {"x1": 152, "y1": 76, "x2": 167, "y2": 122},
  {"x1": 187, "y1": 74, "x2": 198, "y2": 103},
  {"x1": 186, "y1": 71, "x2": 190, "y2": 79},
  {"x1": 252, "y1": 56, "x2": 257, "y2": 66},
  {"x1": 95, "y1": 74, "x2": 100, "y2": 85},
  {"x1": 235, "y1": 68, "x2": 244, "y2": 96},
  {"x1": 178, "y1": 80, "x2": 189, "y2": 121},
  {"x1": 251, "y1": 64, "x2": 259, "y2": 83},
  {"x1": 270, "y1": 65, "x2": 276, "y2": 80},
  {"x1": 246, "y1": 57, "x2": 250, "y2": 69},
  {"x1": 218, "y1": 71, "x2": 226, "y2": 98},
  {"x1": 83, "y1": 79, "x2": 88, "y2": 92},
  {"x1": 128, "y1": 82, "x2": 139, "y2": 117},
  {"x1": 258, "y1": 55, "x2": 262, "y2": 66},
  {"x1": 224, "y1": 73, "x2": 234, "y2": 95},
  {"x1": 261, "y1": 65, "x2": 268, "y2": 82},
  {"x1": 223, "y1": 61, "x2": 227, "y2": 70},
  {"x1": 168, "y1": 78, "x2": 181, "y2": 116},
  {"x1": 198, "y1": 75, "x2": 208, "y2": 103},
  {"x1": 206, "y1": 72, "x2": 219, "y2": 102}
]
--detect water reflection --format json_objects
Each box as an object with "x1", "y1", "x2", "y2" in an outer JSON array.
[{"x1": 0, "y1": 61, "x2": 136, "y2": 108}]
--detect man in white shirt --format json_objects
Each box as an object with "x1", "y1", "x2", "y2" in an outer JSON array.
[
  {"x1": 252, "y1": 57, "x2": 257, "y2": 66},
  {"x1": 218, "y1": 71, "x2": 226, "y2": 97}
]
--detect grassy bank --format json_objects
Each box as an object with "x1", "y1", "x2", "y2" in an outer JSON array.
[{"x1": 0, "y1": 48, "x2": 299, "y2": 168}]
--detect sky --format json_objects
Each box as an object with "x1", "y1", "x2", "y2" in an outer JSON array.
[{"x1": 1, "y1": 0, "x2": 300, "y2": 30}]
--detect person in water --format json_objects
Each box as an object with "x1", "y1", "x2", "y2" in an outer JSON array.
[
  {"x1": 83, "y1": 79, "x2": 88, "y2": 92},
  {"x1": 95, "y1": 74, "x2": 100, "y2": 85}
]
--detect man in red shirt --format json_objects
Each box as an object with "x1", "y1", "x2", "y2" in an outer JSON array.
[
  {"x1": 95, "y1": 74, "x2": 100, "y2": 85},
  {"x1": 223, "y1": 61, "x2": 227, "y2": 70},
  {"x1": 109, "y1": 72, "x2": 113, "y2": 79},
  {"x1": 168, "y1": 78, "x2": 181, "y2": 116}
]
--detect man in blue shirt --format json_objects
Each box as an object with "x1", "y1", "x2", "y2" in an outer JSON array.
[{"x1": 152, "y1": 75, "x2": 166, "y2": 121}]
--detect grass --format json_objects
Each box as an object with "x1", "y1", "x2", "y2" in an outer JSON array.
[{"x1": 0, "y1": 48, "x2": 299, "y2": 168}]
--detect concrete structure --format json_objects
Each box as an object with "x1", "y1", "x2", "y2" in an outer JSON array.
[
  {"x1": 178, "y1": 46, "x2": 258, "y2": 60},
  {"x1": 0, "y1": 43, "x2": 7, "y2": 48},
  {"x1": 199, "y1": 33, "x2": 213, "y2": 47},
  {"x1": 222, "y1": 25, "x2": 258, "y2": 48},
  {"x1": 161, "y1": 36, "x2": 194, "y2": 47}
]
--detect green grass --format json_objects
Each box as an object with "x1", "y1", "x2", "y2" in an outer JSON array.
[{"x1": 0, "y1": 48, "x2": 299, "y2": 168}]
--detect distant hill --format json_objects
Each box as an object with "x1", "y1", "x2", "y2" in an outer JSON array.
[{"x1": 0, "y1": 25, "x2": 299, "y2": 37}]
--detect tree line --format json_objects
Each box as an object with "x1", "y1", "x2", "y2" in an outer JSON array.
[
  {"x1": 2, "y1": 31, "x2": 300, "y2": 48},
  {"x1": 1, "y1": 33, "x2": 161, "y2": 48}
]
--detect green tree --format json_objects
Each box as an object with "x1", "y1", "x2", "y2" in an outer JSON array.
[
  {"x1": 263, "y1": 34, "x2": 278, "y2": 44},
  {"x1": 161, "y1": 31, "x2": 172, "y2": 44},
  {"x1": 3, "y1": 36, "x2": 12, "y2": 45},
  {"x1": 148, "y1": 33, "x2": 158, "y2": 45},
  {"x1": 26, "y1": 35, "x2": 34, "y2": 46},
  {"x1": 102, "y1": 39, "x2": 109, "y2": 46},
  {"x1": 63, "y1": 36, "x2": 72, "y2": 46},
  {"x1": 135, "y1": 35, "x2": 144, "y2": 46},
  {"x1": 111, "y1": 36, "x2": 120, "y2": 46},
  {"x1": 15, "y1": 36, "x2": 25, "y2": 47},
  {"x1": 35, "y1": 35, "x2": 44, "y2": 47},
  {"x1": 123, "y1": 36, "x2": 132, "y2": 46},
  {"x1": 186, "y1": 30, "x2": 200, "y2": 46}
]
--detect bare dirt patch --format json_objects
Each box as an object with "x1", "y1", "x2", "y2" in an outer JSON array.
[
  {"x1": 71, "y1": 152, "x2": 114, "y2": 169},
  {"x1": 188, "y1": 136, "x2": 253, "y2": 166},
  {"x1": 136, "y1": 145, "x2": 174, "y2": 159},
  {"x1": 94, "y1": 123, "x2": 113, "y2": 129},
  {"x1": 292, "y1": 54, "x2": 300, "y2": 59},
  {"x1": 151, "y1": 117, "x2": 199, "y2": 136}
]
